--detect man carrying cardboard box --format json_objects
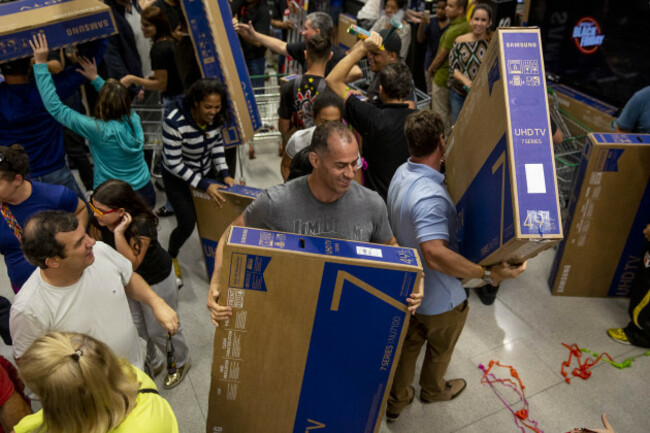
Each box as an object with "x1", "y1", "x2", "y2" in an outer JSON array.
[
  {"x1": 206, "y1": 121, "x2": 423, "y2": 325},
  {"x1": 385, "y1": 110, "x2": 526, "y2": 421}
]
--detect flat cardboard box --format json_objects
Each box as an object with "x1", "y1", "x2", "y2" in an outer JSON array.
[
  {"x1": 337, "y1": 13, "x2": 357, "y2": 50},
  {"x1": 192, "y1": 184, "x2": 262, "y2": 279},
  {"x1": 549, "y1": 133, "x2": 650, "y2": 297},
  {"x1": 548, "y1": 84, "x2": 617, "y2": 134},
  {"x1": 0, "y1": 0, "x2": 117, "y2": 64},
  {"x1": 446, "y1": 28, "x2": 563, "y2": 286},
  {"x1": 206, "y1": 226, "x2": 422, "y2": 433},
  {"x1": 181, "y1": 0, "x2": 262, "y2": 147}
]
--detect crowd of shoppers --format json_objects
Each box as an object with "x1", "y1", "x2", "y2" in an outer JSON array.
[{"x1": 0, "y1": 0, "x2": 641, "y2": 431}]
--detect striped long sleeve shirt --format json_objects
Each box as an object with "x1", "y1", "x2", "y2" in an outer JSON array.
[{"x1": 162, "y1": 104, "x2": 229, "y2": 191}]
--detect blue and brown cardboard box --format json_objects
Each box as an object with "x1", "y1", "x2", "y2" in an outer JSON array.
[
  {"x1": 446, "y1": 28, "x2": 563, "y2": 287},
  {"x1": 548, "y1": 83, "x2": 617, "y2": 135},
  {"x1": 549, "y1": 133, "x2": 650, "y2": 297},
  {"x1": 207, "y1": 226, "x2": 422, "y2": 433},
  {"x1": 0, "y1": 0, "x2": 116, "y2": 64},
  {"x1": 191, "y1": 183, "x2": 263, "y2": 279},
  {"x1": 180, "y1": 0, "x2": 261, "y2": 147}
]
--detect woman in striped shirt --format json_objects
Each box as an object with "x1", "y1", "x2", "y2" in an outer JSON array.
[{"x1": 161, "y1": 79, "x2": 236, "y2": 285}]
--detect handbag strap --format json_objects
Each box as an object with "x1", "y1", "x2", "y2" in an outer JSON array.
[{"x1": 0, "y1": 202, "x2": 22, "y2": 242}]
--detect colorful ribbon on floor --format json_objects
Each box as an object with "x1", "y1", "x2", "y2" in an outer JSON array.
[
  {"x1": 561, "y1": 342, "x2": 650, "y2": 384},
  {"x1": 479, "y1": 360, "x2": 544, "y2": 433}
]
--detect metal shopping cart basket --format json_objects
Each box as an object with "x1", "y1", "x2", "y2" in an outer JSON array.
[
  {"x1": 132, "y1": 91, "x2": 165, "y2": 180},
  {"x1": 548, "y1": 88, "x2": 591, "y2": 214},
  {"x1": 249, "y1": 73, "x2": 283, "y2": 147}
]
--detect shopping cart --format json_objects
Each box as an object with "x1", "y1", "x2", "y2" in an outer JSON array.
[
  {"x1": 548, "y1": 88, "x2": 591, "y2": 214},
  {"x1": 248, "y1": 74, "x2": 283, "y2": 147},
  {"x1": 132, "y1": 91, "x2": 165, "y2": 181}
]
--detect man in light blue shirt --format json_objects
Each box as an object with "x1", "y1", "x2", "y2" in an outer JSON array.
[
  {"x1": 385, "y1": 110, "x2": 526, "y2": 421},
  {"x1": 616, "y1": 86, "x2": 650, "y2": 134}
]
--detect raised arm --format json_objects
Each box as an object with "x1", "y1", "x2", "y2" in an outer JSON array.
[
  {"x1": 30, "y1": 35, "x2": 102, "y2": 141},
  {"x1": 233, "y1": 20, "x2": 288, "y2": 55},
  {"x1": 326, "y1": 32, "x2": 382, "y2": 101}
]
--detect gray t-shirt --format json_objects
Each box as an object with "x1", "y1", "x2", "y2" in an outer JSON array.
[{"x1": 244, "y1": 176, "x2": 393, "y2": 243}]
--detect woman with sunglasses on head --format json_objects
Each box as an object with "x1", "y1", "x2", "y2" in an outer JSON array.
[
  {"x1": 13, "y1": 331, "x2": 179, "y2": 433},
  {"x1": 88, "y1": 179, "x2": 191, "y2": 389},
  {"x1": 161, "y1": 78, "x2": 237, "y2": 286},
  {"x1": 29, "y1": 34, "x2": 156, "y2": 208}
]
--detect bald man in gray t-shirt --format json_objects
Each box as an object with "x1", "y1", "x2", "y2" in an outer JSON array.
[{"x1": 244, "y1": 176, "x2": 392, "y2": 243}]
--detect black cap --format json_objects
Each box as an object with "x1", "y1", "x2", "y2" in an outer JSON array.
[{"x1": 379, "y1": 29, "x2": 402, "y2": 55}]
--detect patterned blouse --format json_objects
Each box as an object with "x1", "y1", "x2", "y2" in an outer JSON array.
[{"x1": 448, "y1": 39, "x2": 489, "y2": 96}]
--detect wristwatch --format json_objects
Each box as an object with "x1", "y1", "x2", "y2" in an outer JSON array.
[{"x1": 482, "y1": 267, "x2": 493, "y2": 285}]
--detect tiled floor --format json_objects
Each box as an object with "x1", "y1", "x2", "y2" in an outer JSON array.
[{"x1": 1, "y1": 140, "x2": 649, "y2": 432}]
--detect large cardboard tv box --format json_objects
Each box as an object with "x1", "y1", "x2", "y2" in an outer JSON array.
[
  {"x1": 0, "y1": 0, "x2": 116, "y2": 64},
  {"x1": 548, "y1": 84, "x2": 617, "y2": 135},
  {"x1": 337, "y1": 13, "x2": 357, "y2": 50},
  {"x1": 549, "y1": 133, "x2": 650, "y2": 297},
  {"x1": 206, "y1": 226, "x2": 422, "y2": 433},
  {"x1": 181, "y1": 0, "x2": 261, "y2": 147},
  {"x1": 192, "y1": 184, "x2": 263, "y2": 279},
  {"x1": 446, "y1": 28, "x2": 563, "y2": 286}
]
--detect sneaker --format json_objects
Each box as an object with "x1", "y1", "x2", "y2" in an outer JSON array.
[
  {"x1": 607, "y1": 328, "x2": 631, "y2": 345},
  {"x1": 421, "y1": 379, "x2": 467, "y2": 403},
  {"x1": 164, "y1": 357, "x2": 192, "y2": 389},
  {"x1": 172, "y1": 258, "x2": 184, "y2": 289},
  {"x1": 477, "y1": 284, "x2": 500, "y2": 306},
  {"x1": 156, "y1": 205, "x2": 174, "y2": 217},
  {"x1": 386, "y1": 386, "x2": 414, "y2": 422}
]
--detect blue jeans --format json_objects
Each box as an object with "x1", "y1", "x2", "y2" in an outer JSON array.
[
  {"x1": 247, "y1": 57, "x2": 266, "y2": 95},
  {"x1": 450, "y1": 90, "x2": 466, "y2": 125},
  {"x1": 32, "y1": 165, "x2": 85, "y2": 199}
]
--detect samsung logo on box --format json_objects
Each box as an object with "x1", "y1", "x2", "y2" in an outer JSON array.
[{"x1": 66, "y1": 19, "x2": 110, "y2": 35}]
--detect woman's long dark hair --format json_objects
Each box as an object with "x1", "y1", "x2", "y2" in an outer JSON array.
[
  {"x1": 182, "y1": 78, "x2": 231, "y2": 125},
  {"x1": 141, "y1": 6, "x2": 173, "y2": 43},
  {"x1": 91, "y1": 179, "x2": 158, "y2": 256}
]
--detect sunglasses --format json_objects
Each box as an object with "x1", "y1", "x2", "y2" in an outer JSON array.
[{"x1": 89, "y1": 201, "x2": 120, "y2": 218}]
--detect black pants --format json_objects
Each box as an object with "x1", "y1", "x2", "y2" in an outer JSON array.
[
  {"x1": 0, "y1": 296, "x2": 12, "y2": 345},
  {"x1": 624, "y1": 241, "x2": 650, "y2": 348},
  {"x1": 162, "y1": 168, "x2": 197, "y2": 259},
  {"x1": 225, "y1": 147, "x2": 237, "y2": 179}
]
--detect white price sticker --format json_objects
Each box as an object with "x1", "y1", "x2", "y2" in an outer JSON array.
[{"x1": 356, "y1": 246, "x2": 383, "y2": 258}]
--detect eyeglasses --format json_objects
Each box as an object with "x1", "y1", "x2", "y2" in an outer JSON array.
[
  {"x1": 89, "y1": 201, "x2": 120, "y2": 218},
  {"x1": 0, "y1": 153, "x2": 16, "y2": 173}
]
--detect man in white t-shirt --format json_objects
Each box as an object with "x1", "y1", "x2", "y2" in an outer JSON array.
[{"x1": 9, "y1": 210, "x2": 179, "y2": 369}]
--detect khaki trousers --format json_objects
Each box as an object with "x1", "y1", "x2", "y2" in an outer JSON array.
[
  {"x1": 431, "y1": 81, "x2": 451, "y2": 134},
  {"x1": 387, "y1": 300, "x2": 469, "y2": 414}
]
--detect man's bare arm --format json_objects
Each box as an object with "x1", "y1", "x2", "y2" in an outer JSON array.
[{"x1": 207, "y1": 213, "x2": 246, "y2": 326}]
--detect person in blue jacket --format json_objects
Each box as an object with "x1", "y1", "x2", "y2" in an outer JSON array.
[
  {"x1": 30, "y1": 34, "x2": 155, "y2": 208},
  {"x1": 0, "y1": 39, "x2": 106, "y2": 198}
]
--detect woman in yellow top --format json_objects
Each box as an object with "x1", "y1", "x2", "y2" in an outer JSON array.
[{"x1": 13, "y1": 332, "x2": 178, "y2": 433}]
